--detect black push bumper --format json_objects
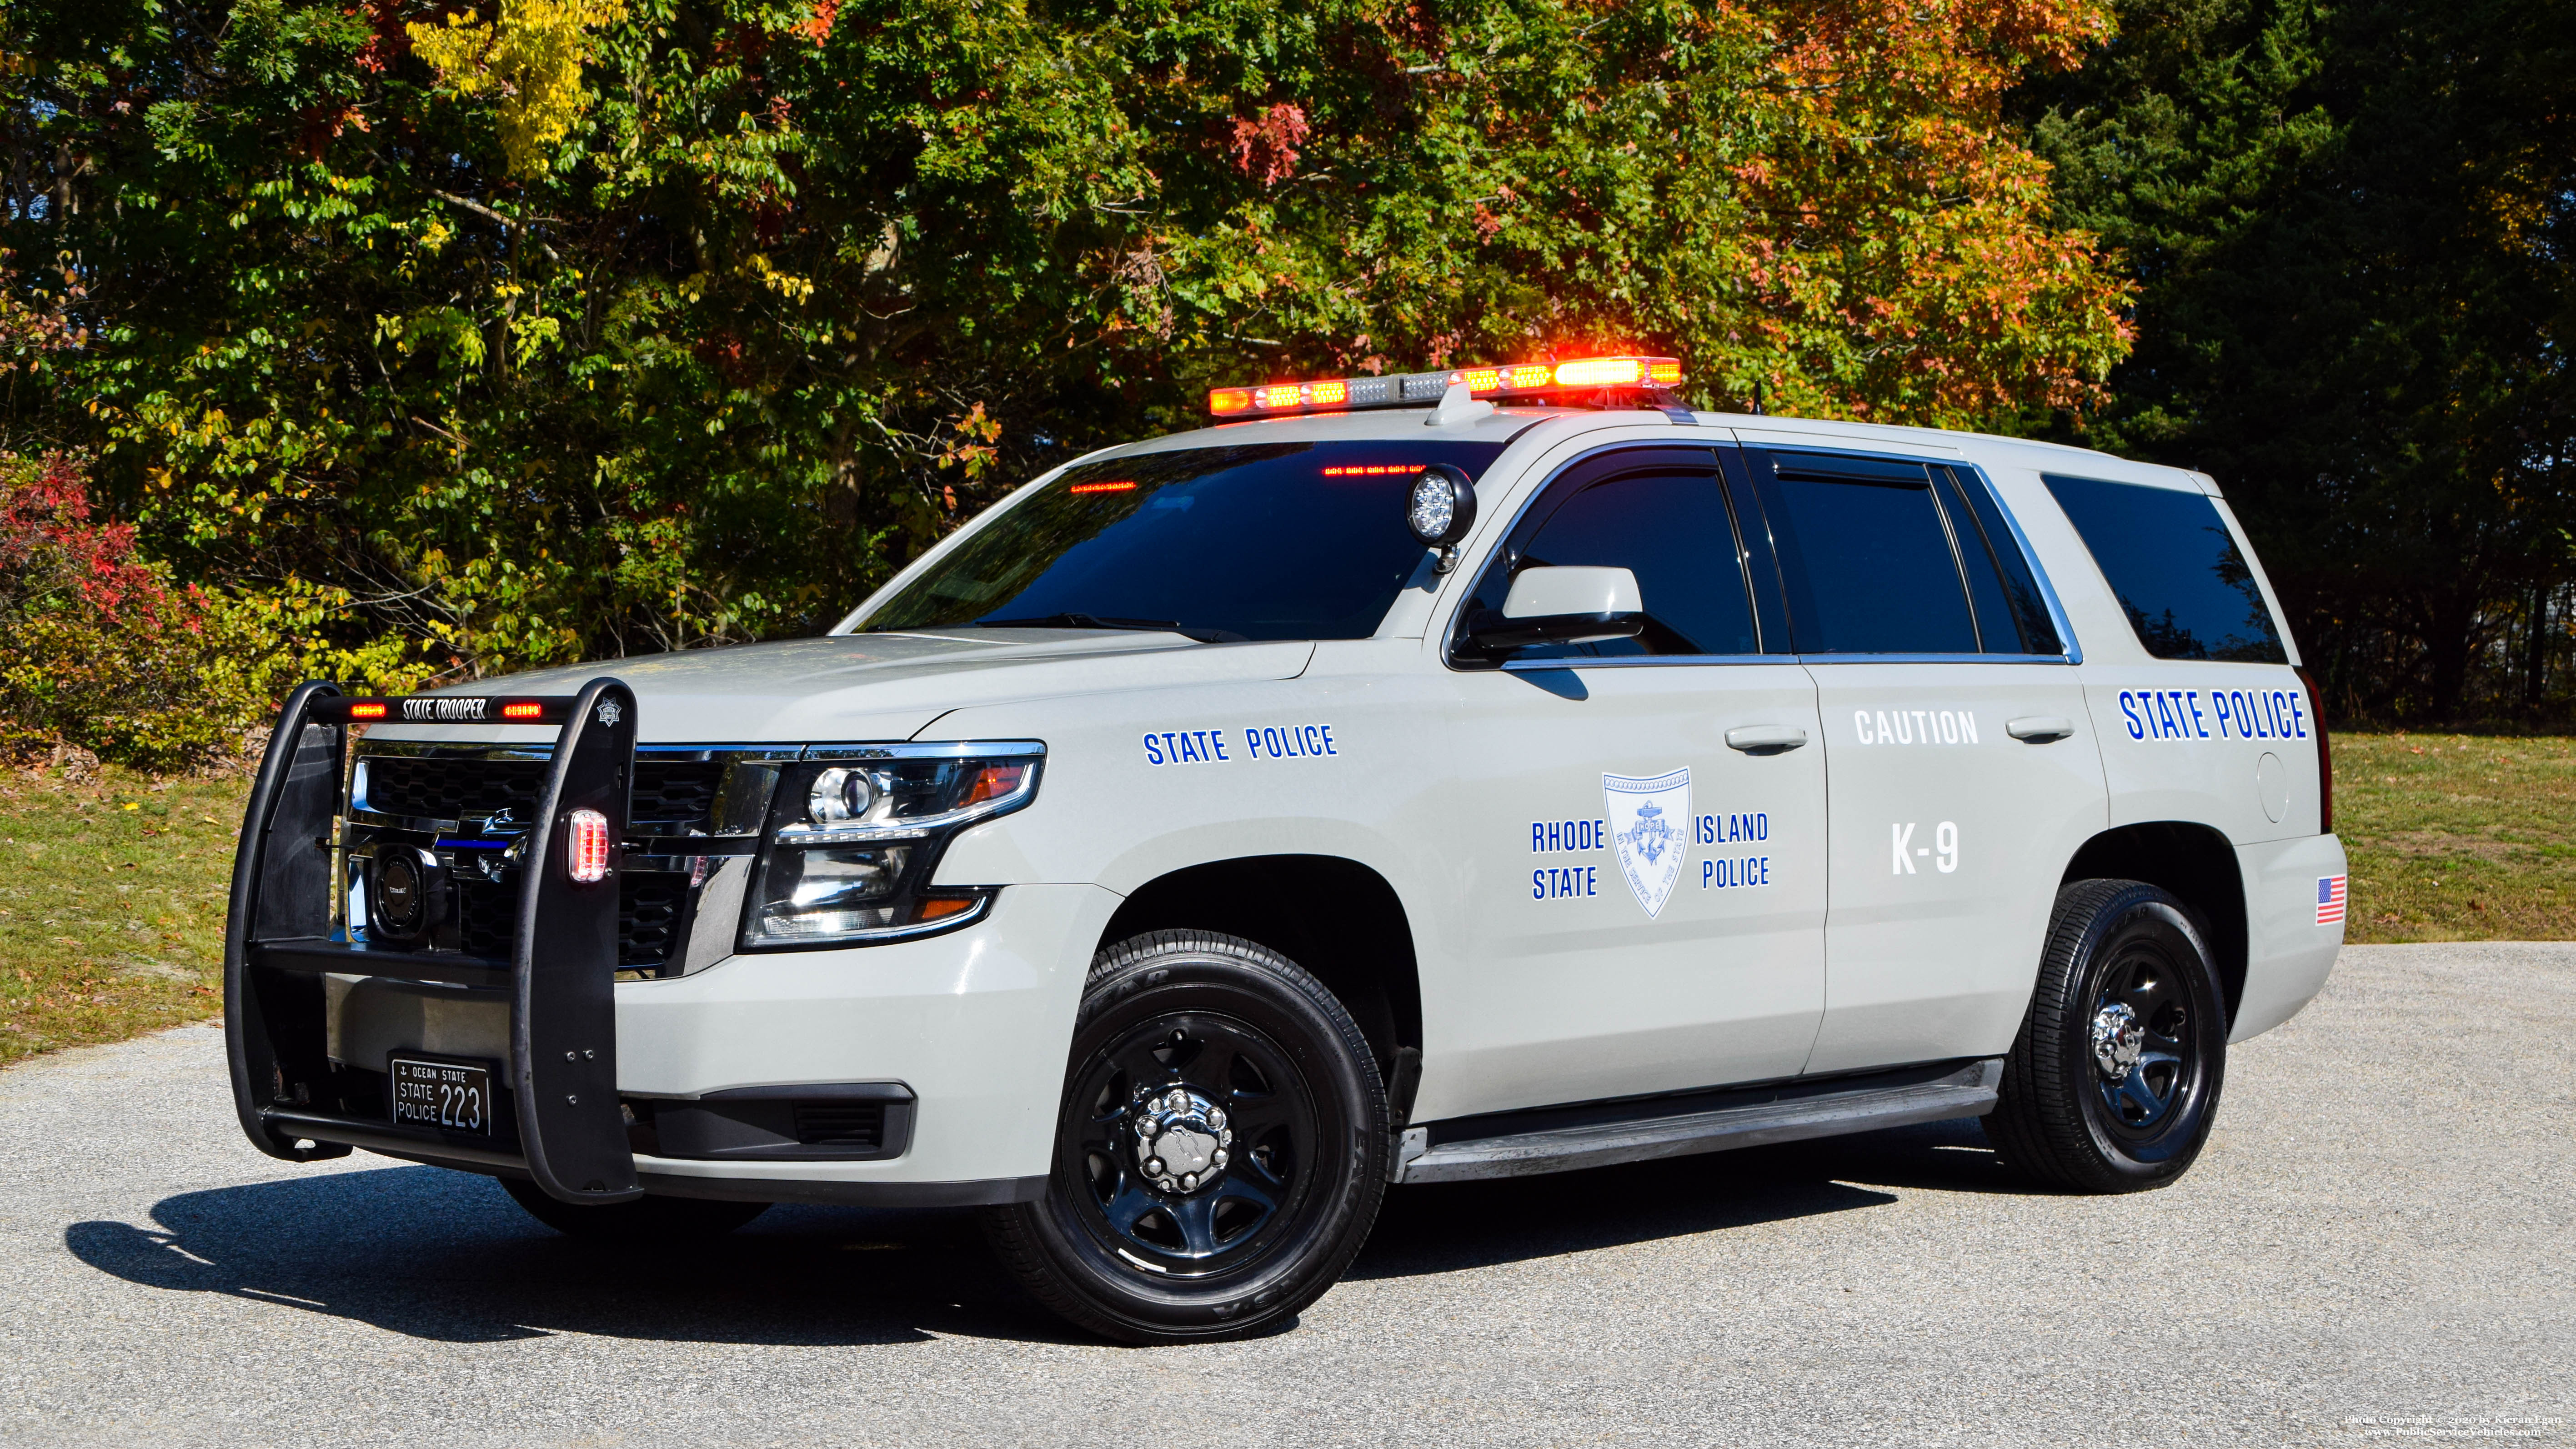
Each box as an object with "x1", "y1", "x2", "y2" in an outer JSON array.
[{"x1": 223, "y1": 678, "x2": 645, "y2": 1205}]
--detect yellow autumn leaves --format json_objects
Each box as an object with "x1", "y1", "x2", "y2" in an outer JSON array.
[{"x1": 408, "y1": 0, "x2": 626, "y2": 175}]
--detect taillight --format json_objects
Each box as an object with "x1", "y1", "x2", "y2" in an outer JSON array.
[
  {"x1": 566, "y1": 807, "x2": 611, "y2": 882},
  {"x1": 2297, "y1": 668, "x2": 2333, "y2": 833}
]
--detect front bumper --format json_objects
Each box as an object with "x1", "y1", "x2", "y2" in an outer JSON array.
[{"x1": 308, "y1": 883, "x2": 1116, "y2": 1200}]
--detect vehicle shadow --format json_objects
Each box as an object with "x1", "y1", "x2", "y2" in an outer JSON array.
[
  {"x1": 63, "y1": 1166, "x2": 1064, "y2": 1347},
  {"x1": 62, "y1": 1118, "x2": 2021, "y2": 1345},
  {"x1": 1353, "y1": 1115, "x2": 2020, "y2": 1280}
]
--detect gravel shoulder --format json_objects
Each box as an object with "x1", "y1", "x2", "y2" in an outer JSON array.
[{"x1": 1, "y1": 943, "x2": 2570, "y2": 1448}]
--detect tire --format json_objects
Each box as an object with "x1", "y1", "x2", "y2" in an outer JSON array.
[
  {"x1": 500, "y1": 1178, "x2": 772, "y2": 1242},
  {"x1": 983, "y1": 930, "x2": 1388, "y2": 1344},
  {"x1": 1984, "y1": 878, "x2": 2229, "y2": 1193}
]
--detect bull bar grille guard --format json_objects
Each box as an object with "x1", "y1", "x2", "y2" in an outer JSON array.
[{"x1": 223, "y1": 678, "x2": 646, "y2": 1205}]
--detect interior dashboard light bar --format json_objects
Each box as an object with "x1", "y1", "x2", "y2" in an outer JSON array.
[{"x1": 1208, "y1": 356, "x2": 1683, "y2": 419}]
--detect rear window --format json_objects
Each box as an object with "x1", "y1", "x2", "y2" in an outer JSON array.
[
  {"x1": 2043, "y1": 475, "x2": 2287, "y2": 663},
  {"x1": 1749, "y1": 450, "x2": 1980, "y2": 654}
]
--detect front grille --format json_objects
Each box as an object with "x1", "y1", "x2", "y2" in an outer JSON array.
[
  {"x1": 365, "y1": 755, "x2": 547, "y2": 822},
  {"x1": 455, "y1": 877, "x2": 515, "y2": 958},
  {"x1": 793, "y1": 1102, "x2": 885, "y2": 1148},
  {"x1": 361, "y1": 752, "x2": 723, "y2": 833},
  {"x1": 618, "y1": 874, "x2": 688, "y2": 965},
  {"x1": 451, "y1": 870, "x2": 692, "y2": 968},
  {"x1": 630, "y1": 760, "x2": 722, "y2": 827}
]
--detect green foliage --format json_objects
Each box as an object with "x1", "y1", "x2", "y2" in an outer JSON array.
[
  {"x1": 2015, "y1": 0, "x2": 2576, "y2": 720},
  {"x1": 0, "y1": 452, "x2": 431, "y2": 768},
  {"x1": 2, "y1": 0, "x2": 2131, "y2": 675}
]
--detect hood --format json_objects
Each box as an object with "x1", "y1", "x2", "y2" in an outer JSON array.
[{"x1": 366, "y1": 630, "x2": 1316, "y2": 745}]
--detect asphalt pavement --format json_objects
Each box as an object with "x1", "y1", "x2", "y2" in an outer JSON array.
[{"x1": 1, "y1": 943, "x2": 2569, "y2": 1448}]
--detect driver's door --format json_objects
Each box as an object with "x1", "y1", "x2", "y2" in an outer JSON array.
[{"x1": 1417, "y1": 446, "x2": 1828, "y2": 1122}]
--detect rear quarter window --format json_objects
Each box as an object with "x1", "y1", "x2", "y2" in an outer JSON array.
[{"x1": 2043, "y1": 475, "x2": 2287, "y2": 664}]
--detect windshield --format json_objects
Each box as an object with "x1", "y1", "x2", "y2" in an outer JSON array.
[{"x1": 855, "y1": 440, "x2": 1509, "y2": 641}]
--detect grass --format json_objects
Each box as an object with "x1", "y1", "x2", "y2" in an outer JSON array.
[
  {"x1": 0, "y1": 765, "x2": 249, "y2": 1067},
  {"x1": 2335, "y1": 731, "x2": 2576, "y2": 943},
  {"x1": 0, "y1": 730, "x2": 2567, "y2": 1065}
]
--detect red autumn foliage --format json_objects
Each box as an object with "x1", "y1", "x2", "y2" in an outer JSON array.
[
  {"x1": 1228, "y1": 104, "x2": 1310, "y2": 187},
  {"x1": 0, "y1": 454, "x2": 183, "y2": 629}
]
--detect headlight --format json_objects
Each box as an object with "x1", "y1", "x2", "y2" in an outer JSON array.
[{"x1": 741, "y1": 742, "x2": 1043, "y2": 948}]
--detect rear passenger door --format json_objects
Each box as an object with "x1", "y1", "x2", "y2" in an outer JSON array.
[
  {"x1": 1733, "y1": 444, "x2": 2109, "y2": 1073},
  {"x1": 1425, "y1": 446, "x2": 1829, "y2": 1119}
]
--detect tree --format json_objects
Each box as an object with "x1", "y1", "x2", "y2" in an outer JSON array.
[
  {"x1": 3, "y1": 0, "x2": 2132, "y2": 676},
  {"x1": 2015, "y1": 0, "x2": 2576, "y2": 720}
]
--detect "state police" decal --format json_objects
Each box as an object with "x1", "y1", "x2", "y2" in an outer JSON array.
[{"x1": 1142, "y1": 723, "x2": 1339, "y2": 766}]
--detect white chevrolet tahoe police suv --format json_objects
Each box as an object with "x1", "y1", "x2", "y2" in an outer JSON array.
[{"x1": 222, "y1": 356, "x2": 2345, "y2": 1343}]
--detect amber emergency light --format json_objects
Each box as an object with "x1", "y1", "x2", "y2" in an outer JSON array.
[{"x1": 1209, "y1": 356, "x2": 1683, "y2": 419}]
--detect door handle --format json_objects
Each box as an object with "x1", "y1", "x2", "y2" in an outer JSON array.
[
  {"x1": 1724, "y1": 724, "x2": 1809, "y2": 753},
  {"x1": 2007, "y1": 715, "x2": 2076, "y2": 742}
]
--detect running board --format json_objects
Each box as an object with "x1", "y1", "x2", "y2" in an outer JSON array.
[{"x1": 1394, "y1": 1058, "x2": 2004, "y2": 1185}]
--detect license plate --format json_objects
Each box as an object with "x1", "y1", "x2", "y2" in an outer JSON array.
[{"x1": 390, "y1": 1057, "x2": 495, "y2": 1136}]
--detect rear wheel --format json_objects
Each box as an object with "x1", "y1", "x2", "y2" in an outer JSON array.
[
  {"x1": 983, "y1": 930, "x2": 1388, "y2": 1344},
  {"x1": 501, "y1": 1178, "x2": 771, "y2": 1241},
  {"x1": 1985, "y1": 878, "x2": 2229, "y2": 1192}
]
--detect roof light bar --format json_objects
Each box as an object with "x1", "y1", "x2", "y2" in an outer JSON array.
[{"x1": 1208, "y1": 356, "x2": 1683, "y2": 419}]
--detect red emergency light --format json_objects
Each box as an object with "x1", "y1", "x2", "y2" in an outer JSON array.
[{"x1": 1209, "y1": 356, "x2": 1683, "y2": 419}]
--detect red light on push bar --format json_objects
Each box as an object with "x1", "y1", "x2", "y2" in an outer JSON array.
[
  {"x1": 566, "y1": 807, "x2": 611, "y2": 883},
  {"x1": 348, "y1": 702, "x2": 388, "y2": 720},
  {"x1": 1068, "y1": 480, "x2": 1138, "y2": 495},
  {"x1": 501, "y1": 702, "x2": 545, "y2": 720}
]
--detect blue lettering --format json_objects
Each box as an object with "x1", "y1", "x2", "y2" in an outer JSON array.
[
  {"x1": 2289, "y1": 688, "x2": 2309, "y2": 739},
  {"x1": 1143, "y1": 734, "x2": 1165, "y2": 766},
  {"x1": 1245, "y1": 727, "x2": 1264, "y2": 758},
  {"x1": 2212, "y1": 692, "x2": 2235, "y2": 738},
  {"x1": 1161, "y1": 732, "x2": 1181, "y2": 761},
  {"x1": 1179, "y1": 733, "x2": 1203, "y2": 763},
  {"x1": 1320, "y1": 725, "x2": 1337, "y2": 755},
  {"x1": 1206, "y1": 731, "x2": 1228, "y2": 761},
  {"x1": 2120, "y1": 692, "x2": 2145, "y2": 740},
  {"x1": 2150, "y1": 692, "x2": 2178, "y2": 739},
  {"x1": 2186, "y1": 691, "x2": 2210, "y2": 738}
]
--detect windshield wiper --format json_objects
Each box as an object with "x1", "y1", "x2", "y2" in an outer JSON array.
[{"x1": 977, "y1": 612, "x2": 1245, "y2": 643}]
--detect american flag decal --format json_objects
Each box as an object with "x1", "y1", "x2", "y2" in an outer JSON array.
[{"x1": 2315, "y1": 874, "x2": 2348, "y2": 926}]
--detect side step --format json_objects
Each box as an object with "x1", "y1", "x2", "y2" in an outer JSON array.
[{"x1": 1395, "y1": 1058, "x2": 2004, "y2": 1185}]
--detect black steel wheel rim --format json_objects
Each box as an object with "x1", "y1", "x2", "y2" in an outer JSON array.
[
  {"x1": 2084, "y1": 933, "x2": 2206, "y2": 1146},
  {"x1": 1060, "y1": 1009, "x2": 1319, "y2": 1281}
]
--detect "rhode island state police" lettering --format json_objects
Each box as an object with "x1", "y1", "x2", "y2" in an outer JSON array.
[{"x1": 1694, "y1": 809, "x2": 1772, "y2": 890}]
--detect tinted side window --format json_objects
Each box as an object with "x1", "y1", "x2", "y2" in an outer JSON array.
[
  {"x1": 1753, "y1": 451, "x2": 1978, "y2": 654},
  {"x1": 1940, "y1": 466, "x2": 2063, "y2": 655},
  {"x1": 1456, "y1": 453, "x2": 1757, "y2": 660},
  {"x1": 2043, "y1": 475, "x2": 2286, "y2": 663}
]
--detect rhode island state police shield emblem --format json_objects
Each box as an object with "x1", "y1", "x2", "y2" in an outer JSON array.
[{"x1": 1604, "y1": 767, "x2": 1691, "y2": 918}]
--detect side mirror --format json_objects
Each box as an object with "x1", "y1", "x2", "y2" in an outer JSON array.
[{"x1": 1467, "y1": 566, "x2": 1647, "y2": 652}]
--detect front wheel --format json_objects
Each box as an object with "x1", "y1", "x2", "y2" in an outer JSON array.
[
  {"x1": 1984, "y1": 879, "x2": 2229, "y2": 1193},
  {"x1": 983, "y1": 930, "x2": 1388, "y2": 1344}
]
